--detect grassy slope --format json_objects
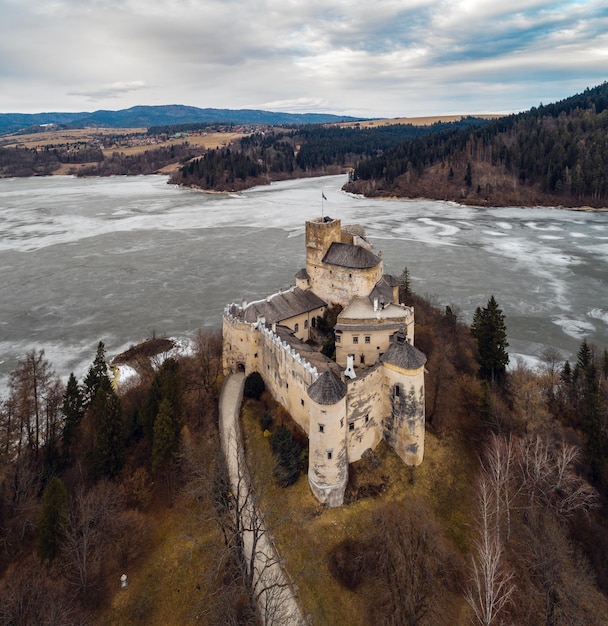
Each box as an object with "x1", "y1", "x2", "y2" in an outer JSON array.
[
  {"x1": 241, "y1": 401, "x2": 477, "y2": 625},
  {"x1": 102, "y1": 496, "x2": 222, "y2": 626}
]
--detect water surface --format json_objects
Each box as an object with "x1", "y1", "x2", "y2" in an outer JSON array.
[{"x1": 1, "y1": 174, "x2": 607, "y2": 391}]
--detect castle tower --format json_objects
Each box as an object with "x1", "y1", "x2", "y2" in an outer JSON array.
[
  {"x1": 305, "y1": 216, "x2": 342, "y2": 270},
  {"x1": 380, "y1": 330, "x2": 426, "y2": 466},
  {"x1": 307, "y1": 369, "x2": 348, "y2": 507}
]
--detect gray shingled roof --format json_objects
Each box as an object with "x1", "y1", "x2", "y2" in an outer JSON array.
[
  {"x1": 322, "y1": 242, "x2": 381, "y2": 269},
  {"x1": 307, "y1": 369, "x2": 347, "y2": 405},
  {"x1": 243, "y1": 287, "x2": 326, "y2": 324},
  {"x1": 295, "y1": 268, "x2": 309, "y2": 280},
  {"x1": 380, "y1": 332, "x2": 427, "y2": 370},
  {"x1": 369, "y1": 275, "x2": 395, "y2": 305}
]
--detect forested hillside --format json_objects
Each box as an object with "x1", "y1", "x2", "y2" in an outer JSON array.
[
  {"x1": 1, "y1": 290, "x2": 608, "y2": 624},
  {"x1": 171, "y1": 118, "x2": 489, "y2": 191},
  {"x1": 345, "y1": 83, "x2": 608, "y2": 207}
]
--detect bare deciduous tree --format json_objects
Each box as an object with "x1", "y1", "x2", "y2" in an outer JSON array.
[{"x1": 465, "y1": 475, "x2": 515, "y2": 626}]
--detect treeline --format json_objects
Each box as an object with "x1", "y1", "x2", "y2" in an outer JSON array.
[
  {"x1": 175, "y1": 146, "x2": 266, "y2": 190},
  {"x1": 347, "y1": 82, "x2": 608, "y2": 206},
  {"x1": 0, "y1": 145, "x2": 104, "y2": 177},
  {"x1": 0, "y1": 332, "x2": 227, "y2": 624},
  {"x1": 172, "y1": 119, "x2": 491, "y2": 191},
  {"x1": 236, "y1": 283, "x2": 608, "y2": 624},
  {"x1": 76, "y1": 142, "x2": 204, "y2": 177}
]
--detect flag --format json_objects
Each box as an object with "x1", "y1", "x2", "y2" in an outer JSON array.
[{"x1": 322, "y1": 191, "x2": 327, "y2": 201}]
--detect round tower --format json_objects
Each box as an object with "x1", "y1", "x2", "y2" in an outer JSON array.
[
  {"x1": 306, "y1": 368, "x2": 348, "y2": 507},
  {"x1": 380, "y1": 330, "x2": 426, "y2": 466}
]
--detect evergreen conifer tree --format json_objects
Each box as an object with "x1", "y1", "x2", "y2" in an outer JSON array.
[
  {"x1": 91, "y1": 387, "x2": 124, "y2": 479},
  {"x1": 152, "y1": 398, "x2": 179, "y2": 473},
  {"x1": 37, "y1": 476, "x2": 68, "y2": 562},
  {"x1": 83, "y1": 341, "x2": 110, "y2": 407},
  {"x1": 471, "y1": 295, "x2": 509, "y2": 383},
  {"x1": 62, "y1": 372, "x2": 84, "y2": 463}
]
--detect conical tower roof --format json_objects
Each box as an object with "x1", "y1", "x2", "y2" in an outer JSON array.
[
  {"x1": 380, "y1": 330, "x2": 427, "y2": 370},
  {"x1": 307, "y1": 369, "x2": 347, "y2": 406}
]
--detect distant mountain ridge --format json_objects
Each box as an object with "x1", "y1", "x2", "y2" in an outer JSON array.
[{"x1": 0, "y1": 105, "x2": 361, "y2": 134}]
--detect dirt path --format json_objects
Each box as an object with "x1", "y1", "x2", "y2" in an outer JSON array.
[{"x1": 219, "y1": 373, "x2": 307, "y2": 625}]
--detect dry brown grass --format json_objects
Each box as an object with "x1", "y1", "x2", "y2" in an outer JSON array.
[
  {"x1": 101, "y1": 495, "x2": 222, "y2": 626},
  {"x1": 339, "y1": 114, "x2": 502, "y2": 128},
  {"x1": 241, "y1": 401, "x2": 476, "y2": 625}
]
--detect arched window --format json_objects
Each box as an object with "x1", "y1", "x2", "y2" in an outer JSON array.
[{"x1": 294, "y1": 323, "x2": 299, "y2": 332}]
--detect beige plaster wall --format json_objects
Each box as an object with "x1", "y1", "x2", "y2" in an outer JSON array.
[
  {"x1": 344, "y1": 366, "x2": 384, "y2": 461},
  {"x1": 382, "y1": 363, "x2": 426, "y2": 466},
  {"x1": 307, "y1": 263, "x2": 383, "y2": 307},
  {"x1": 222, "y1": 314, "x2": 260, "y2": 375},
  {"x1": 280, "y1": 307, "x2": 325, "y2": 342},
  {"x1": 308, "y1": 395, "x2": 348, "y2": 507}
]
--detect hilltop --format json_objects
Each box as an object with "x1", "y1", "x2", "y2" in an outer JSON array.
[
  {"x1": 345, "y1": 82, "x2": 608, "y2": 208},
  {"x1": 0, "y1": 105, "x2": 360, "y2": 135}
]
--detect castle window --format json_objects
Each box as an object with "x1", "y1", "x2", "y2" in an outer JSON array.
[
  {"x1": 394, "y1": 385, "x2": 401, "y2": 398},
  {"x1": 311, "y1": 318, "x2": 316, "y2": 328},
  {"x1": 301, "y1": 399, "x2": 305, "y2": 406},
  {"x1": 294, "y1": 323, "x2": 299, "y2": 332},
  {"x1": 327, "y1": 450, "x2": 333, "y2": 460},
  {"x1": 319, "y1": 424, "x2": 324, "y2": 433},
  {"x1": 304, "y1": 319, "x2": 308, "y2": 329},
  {"x1": 365, "y1": 336, "x2": 370, "y2": 344},
  {"x1": 254, "y1": 353, "x2": 258, "y2": 358},
  {"x1": 353, "y1": 336, "x2": 359, "y2": 344},
  {"x1": 349, "y1": 422, "x2": 355, "y2": 432},
  {"x1": 335, "y1": 335, "x2": 341, "y2": 343},
  {"x1": 365, "y1": 415, "x2": 370, "y2": 424},
  {"x1": 340, "y1": 418, "x2": 344, "y2": 428},
  {"x1": 360, "y1": 354, "x2": 365, "y2": 365}
]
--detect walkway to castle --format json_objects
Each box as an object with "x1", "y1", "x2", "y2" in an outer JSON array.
[{"x1": 219, "y1": 373, "x2": 307, "y2": 626}]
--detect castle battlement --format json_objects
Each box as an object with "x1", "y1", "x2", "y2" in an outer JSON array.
[{"x1": 222, "y1": 216, "x2": 426, "y2": 507}]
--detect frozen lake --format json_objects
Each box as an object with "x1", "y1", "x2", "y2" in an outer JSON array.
[{"x1": 1, "y1": 173, "x2": 607, "y2": 392}]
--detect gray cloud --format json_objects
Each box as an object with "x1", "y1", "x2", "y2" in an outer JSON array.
[{"x1": 0, "y1": 0, "x2": 606, "y2": 116}]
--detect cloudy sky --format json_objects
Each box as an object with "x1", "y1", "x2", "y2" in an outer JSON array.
[{"x1": 1, "y1": 0, "x2": 607, "y2": 118}]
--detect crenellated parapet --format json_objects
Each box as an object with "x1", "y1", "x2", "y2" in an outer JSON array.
[{"x1": 221, "y1": 216, "x2": 427, "y2": 508}]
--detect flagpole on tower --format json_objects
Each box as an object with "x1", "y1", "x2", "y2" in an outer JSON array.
[{"x1": 321, "y1": 189, "x2": 327, "y2": 218}]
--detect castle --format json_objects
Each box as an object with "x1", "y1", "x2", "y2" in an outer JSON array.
[{"x1": 222, "y1": 216, "x2": 426, "y2": 507}]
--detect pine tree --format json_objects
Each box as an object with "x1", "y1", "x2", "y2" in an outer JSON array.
[
  {"x1": 37, "y1": 476, "x2": 68, "y2": 562},
  {"x1": 471, "y1": 296, "x2": 509, "y2": 383},
  {"x1": 140, "y1": 358, "x2": 181, "y2": 441},
  {"x1": 91, "y1": 387, "x2": 124, "y2": 479},
  {"x1": 83, "y1": 341, "x2": 110, "y2": 407},
  {"x1": 399, "y1": 266, "x2": 412, "y2": 303},
  {"x1": 62, "y1": 372, "x2": 84, "y2": 463},
  {"x1": 152, "y1": 399, "x2": 179, "y2": 473}
]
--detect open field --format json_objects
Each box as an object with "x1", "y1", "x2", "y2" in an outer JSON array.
[
  {"x1": 0, "y1": 127, "x2": 245, "y2": 152},
  {"x1": 339, "y1": 114, "x2": 503, "y2": 128}
]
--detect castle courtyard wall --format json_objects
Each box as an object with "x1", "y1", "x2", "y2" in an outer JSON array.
[{"x1": 344, "y1": 366, "x2": 385, "y2": 462}]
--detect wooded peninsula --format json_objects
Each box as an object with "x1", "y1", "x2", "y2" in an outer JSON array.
[{"x1": 2, "y1": 82, "x2": 607, "y2": 208}]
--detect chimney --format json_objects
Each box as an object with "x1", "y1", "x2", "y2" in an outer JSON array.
[{"x1": 344, "y1": 355, "x2": 356, "y2": 380}]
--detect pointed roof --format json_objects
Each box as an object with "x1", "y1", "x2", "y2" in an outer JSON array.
[
  {"x1": 380, "y1": 331, "x2": 427, "y2": 370},
  {"x1": 307, "y1": 369, "x2": 347, "y2": 405}
]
